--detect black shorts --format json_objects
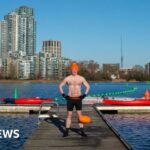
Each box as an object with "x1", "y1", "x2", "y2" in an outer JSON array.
[{"x1": 67, "y1": 98, "x2": 82, "y2": 111}]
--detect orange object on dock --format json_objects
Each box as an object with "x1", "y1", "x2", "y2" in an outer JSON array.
[{"x1": 79, "y1": 115, "x2": 92, "y2": 124}]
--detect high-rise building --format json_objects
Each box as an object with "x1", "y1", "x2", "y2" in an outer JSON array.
[
  {"x1": 0, "y1": 6, "x2": 36, "y2": 57},
  {"x1": 42, "y1": 40, "x2": 61, "y2": 58},
  {"x1": 39, "y1": 40, "x2": 62, "y2": 79},
  {"x1": 15, "y1": 6, "x2": 36, "y2": 56},
  {"x1": 0, "y1": 20, "x2": 7, "y2": 58},
  {"x1": 4, "y1": 12, "x2": 18, "y2": 54}
]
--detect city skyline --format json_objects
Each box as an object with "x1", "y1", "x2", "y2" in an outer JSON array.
[
  {"x1": 0, "y1": 0, "x2": 150, "y2": 67},
  {"x1": 0, "y1": 6, "x2": 71, "y2": 80}
]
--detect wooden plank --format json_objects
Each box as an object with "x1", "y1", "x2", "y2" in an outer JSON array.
[{"x1": 96, "y1": 105, "x2": 150, "y2": 113}]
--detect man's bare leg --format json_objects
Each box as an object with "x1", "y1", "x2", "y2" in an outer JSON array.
[
  {"x1": 77, "y1": 110, "x2": 83, "y2": 128},
  {"x1": 66, "y1": 111, "x2": 73, "y2": 128},
  {"x1": 77, "y1": 110, "x2": 87, "y2": 137},
  {"x1": 63, "y1": 111, "x2": 73, "y2": 137}
]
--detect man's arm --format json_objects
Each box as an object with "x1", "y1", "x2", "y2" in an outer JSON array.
[
  {"x1": 59, "y1": 78, "x2": 67, "y2": 94},
  {"x1": 82, "y1": 78, "x2": 90, "y2": 95}
]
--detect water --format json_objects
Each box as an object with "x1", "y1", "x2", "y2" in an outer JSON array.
[
  {"x1": 104, "y1": 114, "x2": 150, "y2": 150},
  {"x1": 0, "y1": 82, "x2": 149, "y2": 103},
  {"x1": 0, "y1": 114, "x2": 38, "y2": 150},
  {"x1": 0, "y1": 82, "x2": 150, "y2": 149}
]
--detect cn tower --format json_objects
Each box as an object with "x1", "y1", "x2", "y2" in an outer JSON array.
[{"x1": 120, "y1": 36, "x2": 123, "y2": 68}]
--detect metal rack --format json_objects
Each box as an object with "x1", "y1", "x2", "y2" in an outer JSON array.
[{"x1": 38, "y1": 102, "x2": 59, "y2": 124}]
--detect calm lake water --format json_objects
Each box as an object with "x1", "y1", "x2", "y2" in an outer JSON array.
[
  {"x1": 104, "y1": 114, "x2": 150, "y2": 150},
  {"x1": 0, "y1": 82, "x2": 150, "y2": 150},
  {"x1": 0, "y1": 114, "x2": 38, "y2": 150},
  {"x1": 0, "y1": 82, "x2": 149, "y2": 102}
]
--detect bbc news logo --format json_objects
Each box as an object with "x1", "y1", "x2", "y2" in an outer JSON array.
[{"x1": 0, "y1": 129, "x2": 20, "y2": 138}]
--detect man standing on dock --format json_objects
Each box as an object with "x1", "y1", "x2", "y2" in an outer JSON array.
[{"x1": 59, "y1": 63, "x2": 90, "y2": 137}]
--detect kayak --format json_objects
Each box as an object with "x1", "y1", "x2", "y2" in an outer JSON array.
[
  {"x1": 103, "y1": 97, "x2": 150, "y2": 106},
  {"x1": 14, "y1": 97, "x2": 53, "y2": 104}
]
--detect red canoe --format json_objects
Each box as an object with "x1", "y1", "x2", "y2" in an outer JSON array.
[
  {"x1": 15, "y1": 97, "x2": 53, "y2": 104},
  {"x1": 103, "y1": 98, "x2": 150, "y2": 106}
]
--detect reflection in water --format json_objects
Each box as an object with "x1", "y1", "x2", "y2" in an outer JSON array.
[{"x1": 104, "y1": 114, "x2": 150, "y2": 150}]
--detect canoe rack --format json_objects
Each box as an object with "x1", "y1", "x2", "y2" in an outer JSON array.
[{"x1": 38, "y1": 102, "x2": 59, "y2": 124}]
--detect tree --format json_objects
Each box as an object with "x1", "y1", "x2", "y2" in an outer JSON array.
[{"x1": 78, "y1": 60, "x2": 102, "y2": 81}]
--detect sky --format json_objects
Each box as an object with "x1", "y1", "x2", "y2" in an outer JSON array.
[{"x1": 0, "y1": 0, "x2": 150, "y2": 68}]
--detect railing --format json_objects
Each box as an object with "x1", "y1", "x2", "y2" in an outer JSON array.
[{"x1": 38, "y1": 102, "x2": 59, "y2": 124}]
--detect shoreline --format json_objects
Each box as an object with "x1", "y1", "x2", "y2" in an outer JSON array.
[
  {"x1": 0, "y1": 79, "x2": 61, "y2": 83},
  {"x1": 0, "y1": 79, "x2": 146, "y2": 83}
]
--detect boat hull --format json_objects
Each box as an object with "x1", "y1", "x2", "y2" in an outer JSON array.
[
  {"x1": 14, "y1": 97, "x2": 53, "y2": 104},
  {"x1": 103, "y1": 98, "x2": 150, "y2": 106}
]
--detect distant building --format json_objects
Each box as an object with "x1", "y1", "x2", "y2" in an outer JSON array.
[
  {"x1": 39, "y1": 52, "x2": 47, "y2": 79},
  {"x1": 15, "y1": 6, "x2": 36, "y2": 56},
  {"x1": 0, "y1": 58, "x2": 2, "y2": 78},
  {"x1": 1, "y1": 57, "x2": 19, "y2": 79},
  {"x1": 4, "y1": 12, "x2": 18, "y2": 54},
  {"x1": 145, "y1": 63, "x2": 150, "y2": 76},
  {"x1": 39, "y1": 40, "x2": 62, "y2": 79},
  {"x1": 19, "y1": 60, "x2": 30, "y2": 79},
  {"x1": 39, "y1": 51, "x2": 71, "y2": 79},
  {"x1": 0, "y1": 6, "x2": 36, "y2": 58},
  {"x1": 46, "y1": 57, "x2": 71, "y2": 79},
  {"x1": 119, "y1": 67, "x2": 143, "y2": 80},
  {"x1": 34, "y1": 54, "x2": 40, "y2": 79},
  {"x1": 39, "y1": 51, "x2": 61, "y2": 79},
  {"x1": 0, "y1": 20, "x2": 7, "y2": 58},
  {"x1": 46, "y1": 57, "x2": 62, "y2": 79},
  {"x1": 61, "y1": 57, "x2": 71, "y2": 77},
  {"x1": 0, "y1": 6, "x2": 36, "y2": 78},
  {"x1": 42, "y1": 40, "x2": 61, "y2": 58},
  {"x1": 119, "y1": 68, "x2": 133, "y2": 79},
  {"x1": 0, "y1": 55, "x2": 37, "y2": 79},
  {"x1": 103, "y1": 63, "x2": 120, "y2": 77},
  {"x1": 25, "y1": 56, "x2": 37, "y2": 79}
]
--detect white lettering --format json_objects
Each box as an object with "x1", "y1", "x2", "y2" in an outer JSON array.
[
  {"x1": 0, "y1": 129, "x2": 20, "y2": 138},
  {"x1": 0, "y1": 130, "x2": 2, "y2": 138},
  {"x1": 13, "y1": 129, "x2": 19, "y2": 138},
  {"x1": 3, "y1": 130, "x2": 13, "y2": 138}
]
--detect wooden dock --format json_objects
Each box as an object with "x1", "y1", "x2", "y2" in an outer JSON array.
[
  {"x1": 96, "y1": 104, "x2": 150, "y2": 113},
  {"x1": 22, "y1": 105, "x2": 131, "y2": 150},
  {"x1": 0, "y1": 103, "x2": 58, "y2": 113},
  {"x1": 1, "y1": 102, "x2": 150, "y2": 114}
]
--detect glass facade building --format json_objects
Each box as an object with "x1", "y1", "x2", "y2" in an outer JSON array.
[{"x1": 1, "y1": 6, "x2": 36, "y2": 57}]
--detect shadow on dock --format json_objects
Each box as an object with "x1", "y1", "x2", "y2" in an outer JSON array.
[{"x1": 46, "y1": 117, "x2": 87, "y2": 137}]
